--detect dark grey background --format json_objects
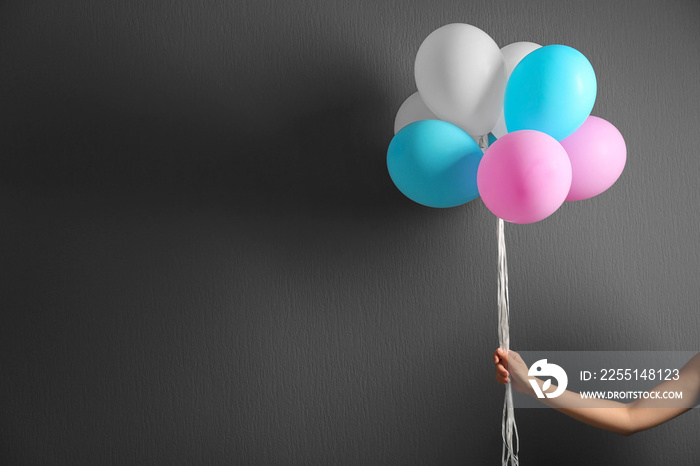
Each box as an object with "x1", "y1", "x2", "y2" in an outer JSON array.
[{"x1": 1, "y1": 0, "x2": 699, "y2": 464}]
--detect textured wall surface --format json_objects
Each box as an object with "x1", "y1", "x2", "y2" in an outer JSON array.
[{"x1": 1, "y1": 0, "x2": 699, "y2": 465}]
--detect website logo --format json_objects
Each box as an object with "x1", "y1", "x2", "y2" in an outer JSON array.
[{"x1": 528, "y1": 359, "x2": 568, "y2": 398}]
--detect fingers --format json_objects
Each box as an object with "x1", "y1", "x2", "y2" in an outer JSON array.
[
  {"x1": 496, "y1": 348, "x2": 509, "y2": 369},
  {"x1": 494, "y1": 348, "x2": 510, "y2": 384},
  {"x1": 495, "y1": 365, "x2": 510, "y2": 384}
]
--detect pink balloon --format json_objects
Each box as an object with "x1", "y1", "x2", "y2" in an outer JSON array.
[
  {"x1": 477, "y1": 130, "x2": 572, "y2": 224},
  {"x1": 561, "y1": 116, "x2": 627, "y2": 201}
]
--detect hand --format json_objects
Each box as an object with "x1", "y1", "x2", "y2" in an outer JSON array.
[{"x1": 493, "y1": 348, "x2": 532, "y2": 395}]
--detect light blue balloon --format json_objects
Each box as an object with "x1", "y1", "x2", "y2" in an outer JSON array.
[
  {"x1": 504, "y1": 45, "x2": 596, "y2": 141},
  {"x1": 387, "y1": 120, "x2": 483, "y2": 208}
]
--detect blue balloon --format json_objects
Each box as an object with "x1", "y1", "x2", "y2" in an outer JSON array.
[
  {"x1": 504, "y1": 45, "x2": 596, "y2": 141},
  {"x1": 387, "y1": 120, "x2": 483, "y2": 208},
  {"x1": 488, "y1": 133, "x2": 498, "y2": 146}
]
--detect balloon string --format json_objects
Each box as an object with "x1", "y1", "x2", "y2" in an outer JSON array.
[
  {"x1": 498, "y1": 217, "x2": 519, "y2": 466},
  {"x1": 478, "y1": 135, "x2": 488, "y2": 153},
  {"x1": 479, "y1": 135, "x2": 519, "y2": 464}
]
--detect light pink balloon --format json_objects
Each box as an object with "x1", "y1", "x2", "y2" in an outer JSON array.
[
  {"x1": 477, "y1": 130, "x2": 572, "y2": 224},
  {"x1": 561, "y1": 116, "x2": 627, "y2": 201}
]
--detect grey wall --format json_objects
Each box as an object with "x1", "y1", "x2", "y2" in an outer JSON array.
[{"x1": 1, "y1": 0, "x2": 699, "y2": 464}]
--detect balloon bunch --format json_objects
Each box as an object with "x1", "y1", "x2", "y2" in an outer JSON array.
[{"x1": 387, "y1": 23, "x2": 626, "y2": 224}]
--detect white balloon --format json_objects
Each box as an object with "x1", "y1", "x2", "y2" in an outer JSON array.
[
  {"x1": 393, "y1": 92, "x2": 438, "y2": 134},
  {"x1": 414, "y1": 23, "x2": 506, "y2": 137},
  {"x1": 490, "y1": 41, "x2": 541, "y2": 138}
]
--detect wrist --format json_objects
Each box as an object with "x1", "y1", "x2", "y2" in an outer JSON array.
[{"x1": 516, "y1": 377, "x2": 538, "y2": 398}]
